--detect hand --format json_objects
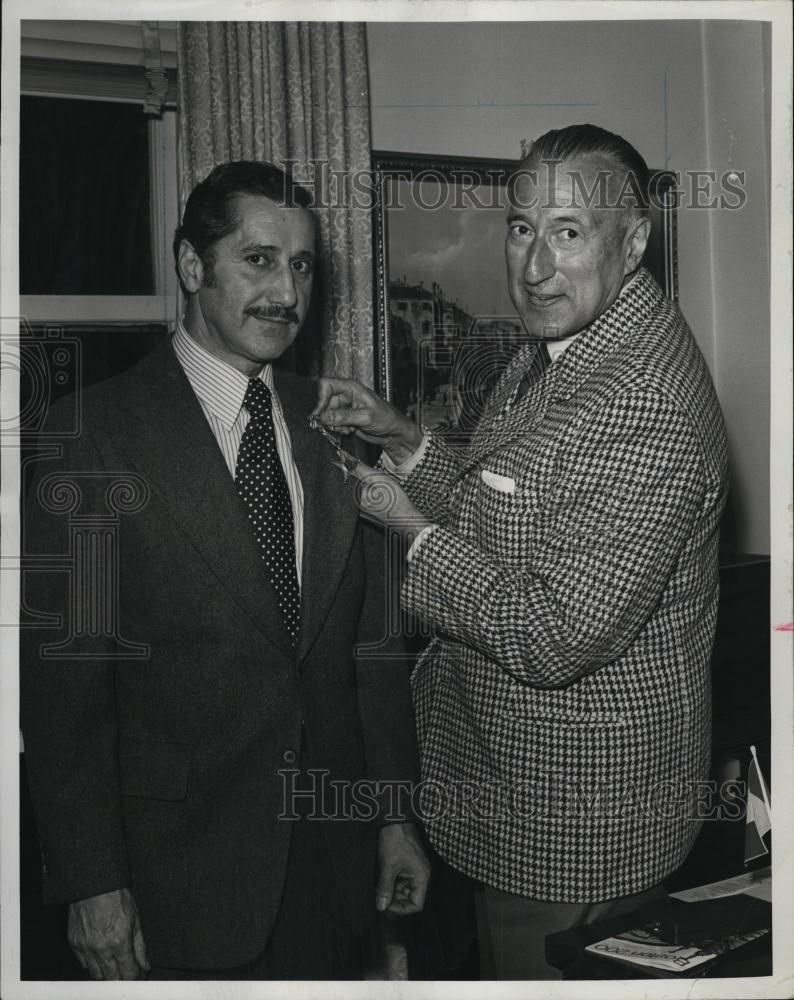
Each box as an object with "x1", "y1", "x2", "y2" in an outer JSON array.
[
  {"x1": 313, "y1": 377, "x2": 423, "y2": 464},
  {"x1": 68, "y1": 887, "x2": 150, "y2": 980},
  {"x1": 346, "y1": 460, "x2": 430, "y2": 544},
  {"x1": 376, "y1": 822, "x2": 431, "y2": 915}
]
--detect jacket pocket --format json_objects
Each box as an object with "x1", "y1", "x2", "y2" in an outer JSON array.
[
  {"x1": 502, "y1": 703, "x2": 628, "y2": 727},
  {"x1": 480, "y1": 468, "x2": 516, "y2": 494},
  {"x1": 118, "y1": 737, "x2": 191, "y2": 801},
  {"x1": 502, "y1": 685, "x2": 627, "y2": 727}
]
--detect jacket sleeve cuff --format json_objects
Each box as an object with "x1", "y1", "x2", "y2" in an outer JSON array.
[
  {"x1": 378, "y1": 431, "x2": 431, "y2": 478},
  {"x1": 406, "y1": 524, "x2": 439, "y2": 563}
]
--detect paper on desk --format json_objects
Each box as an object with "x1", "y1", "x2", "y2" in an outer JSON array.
[
  {"x1": 585, "y1": 937, "x2": 716, "y2": 973},
  {"x1": 744, "y1": 878, "x2": 773, "y2": 902},
  {"x1": 586, "y1": 927, "x2": 770, "y2": 974},
  {"x1": 670, "y1": 866, "x2": 771, "y2": 903}
]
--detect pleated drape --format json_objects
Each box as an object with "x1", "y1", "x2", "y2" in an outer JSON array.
[{"x1": 177, "y1": 22, "x2": 375, "y2": 383}]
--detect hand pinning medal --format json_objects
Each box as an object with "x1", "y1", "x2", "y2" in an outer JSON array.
[
  {"x1": 308, "y1": 414, "x2": 361, "y2": 483},
  {"x1": 309, "y1": 384, "x2": 431, "y2": 540}
]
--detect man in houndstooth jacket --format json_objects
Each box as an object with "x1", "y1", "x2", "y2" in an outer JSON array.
[{"x1": 314, "y1": 125, "x2": 729, "y2": 978}]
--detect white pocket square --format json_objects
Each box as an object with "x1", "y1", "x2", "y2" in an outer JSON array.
[{"x1": 481, "y1": 469, "x2": 516, "y2": 494}]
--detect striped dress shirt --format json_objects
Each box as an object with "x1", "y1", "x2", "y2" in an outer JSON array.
[{"x1": 172, "y1": 319, "x2": 304, "y2": 585}]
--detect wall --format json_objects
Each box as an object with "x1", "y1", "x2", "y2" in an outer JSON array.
[
  {"x1": 699, "y1": 20, "x2": 770, "y2": 557},
  {"x1": 368, "y1": 19, "x2": 771, "y2": 554}
]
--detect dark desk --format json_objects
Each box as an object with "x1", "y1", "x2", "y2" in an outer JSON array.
[
  {"x1": 546, "y1": 891, "x2": 772, "y2": 980},
  {"x1": 668, "y1": 555, "x2": 771, "y2": 892}
]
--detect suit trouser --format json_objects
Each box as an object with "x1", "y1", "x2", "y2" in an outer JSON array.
[{"x1": 475, "y1": 880, "x2": 667, "y2": 980}]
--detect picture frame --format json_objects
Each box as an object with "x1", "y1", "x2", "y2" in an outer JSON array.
[{"x1": 372, "y1": 151, "x2": 679, "y2": 432}]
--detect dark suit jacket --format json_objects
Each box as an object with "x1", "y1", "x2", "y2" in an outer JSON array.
[{"x1": 21, "y1": 338, "x2": 419, "y2": 970}]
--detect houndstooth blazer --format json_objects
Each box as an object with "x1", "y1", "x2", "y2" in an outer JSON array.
[{"x1": 401, "y1": 268, "x2": 729, "y2": 902}]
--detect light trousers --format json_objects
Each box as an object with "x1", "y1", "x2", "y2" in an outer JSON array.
[{"x1": 475, "y1": 879, "x2": 667, "y2": 979}]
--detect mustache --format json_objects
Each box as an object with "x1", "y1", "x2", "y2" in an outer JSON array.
[{"x1": 244, "y1": 305, "x2": 300, "y2": 324}]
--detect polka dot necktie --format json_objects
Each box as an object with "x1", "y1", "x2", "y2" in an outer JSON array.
[{"x1": 235, "y1": 379, "x2": 300, "y2": 644}]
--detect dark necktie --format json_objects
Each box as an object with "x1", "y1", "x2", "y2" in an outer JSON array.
[
  {"x1": 235, "y1": 379, "x2": 300, "y2": 644},
  {"x1": 515, "y1": 342, "x2": 552, "y2": 401}
]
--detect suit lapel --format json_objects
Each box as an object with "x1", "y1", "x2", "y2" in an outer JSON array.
[
  {"x1": 115, "y1": 342, "x2": 295, "y2": 661},
  {"x1": 274, "y1": 370, "x2": 360, "y2": 665},
  {"x1": 460, "y1": 270, "x2": 664, "y2": 474},
  {"x1": 462, "y1": 342, "x2": 546, "y2": 474}
]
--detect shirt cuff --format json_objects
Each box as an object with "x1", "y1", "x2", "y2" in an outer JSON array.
[
  {"x1": 406, "y1": 524, "x2": 438, "y2": 563},
  {"x1": 379, "y1": 431, "x2": 430, "y2": 479}
]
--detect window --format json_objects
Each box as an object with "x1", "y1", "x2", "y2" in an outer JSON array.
[
  {"x1": 19, "y1": 20, "x2": 179, "y2": 324},
  {"x1": 21, "y1": 96, "x2": 154, "y2": 296}
]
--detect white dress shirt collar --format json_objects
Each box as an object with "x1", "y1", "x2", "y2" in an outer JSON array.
[
  {"x1": 545, "y1": 269, "x2": 641, "y2": 363},
  {"x1": 173, "y1": 318, "x2": 275, "y2": 430}
]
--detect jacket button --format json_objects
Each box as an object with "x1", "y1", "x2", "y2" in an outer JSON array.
[{"x1": 282, "y1": 749, "x2": 297, "y2": 764}]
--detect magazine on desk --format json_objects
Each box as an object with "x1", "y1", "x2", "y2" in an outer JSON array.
[
  {"x1": 586, "y1": 926, "x2": 770, "y2": 975},
  {"x1": 585, "y1": 869, "x2": 772, "y2": 975}
]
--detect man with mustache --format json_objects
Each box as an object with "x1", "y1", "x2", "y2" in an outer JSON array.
[
  {"x1": 21, "y1": 160, "x2": 429, "y2": 981},
  {"x1": 314, "y1": 125, "x2": 729, "y2": 979}
]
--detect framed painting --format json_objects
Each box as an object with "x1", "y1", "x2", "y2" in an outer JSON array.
[{"x1": 372, "y1": 150, "x2": 678, "y2": 438}]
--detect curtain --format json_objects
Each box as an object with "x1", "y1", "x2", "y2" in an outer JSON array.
[{"x1": 176, "y1": 22, "x2": 374, "y2": 384}]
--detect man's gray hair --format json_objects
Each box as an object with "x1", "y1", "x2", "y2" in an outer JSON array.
[{"x1": 518, "y1": 123, "x2": 650, "y2": 222}]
